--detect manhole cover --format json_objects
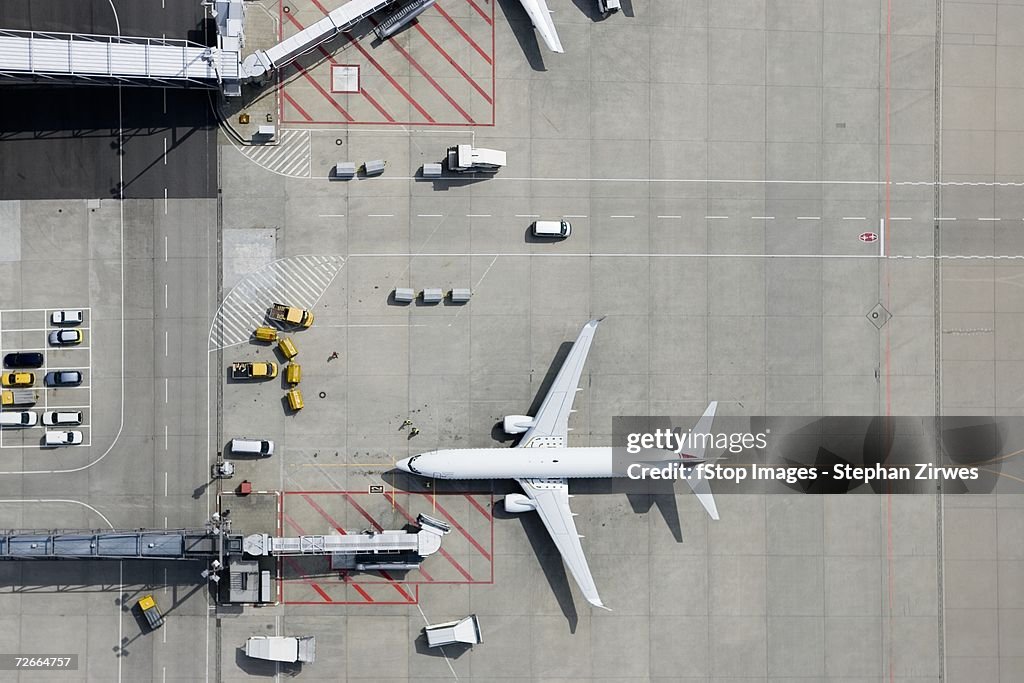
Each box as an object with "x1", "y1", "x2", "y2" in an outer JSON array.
[{"x1": 867, "y1": 302, "x2": 891, "y2": 329}]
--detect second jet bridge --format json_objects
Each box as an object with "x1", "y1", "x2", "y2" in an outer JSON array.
[{"x1": 241, "y1": 513, "x2": 450, "y2": 571}]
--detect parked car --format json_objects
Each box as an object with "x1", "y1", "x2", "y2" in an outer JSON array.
[
  {"x1": 0, "y1": 411, "x2": 37, "y2": 427},
  {"x1": 3, "y1": 352, "x2": 44, "y2": 368},
  {"x1": 48, "y1": 330, "x2": 82, "y2": 346},
  {"x1": 45, "y1": 370, "x2": 82, "y2": 387},
  {"x1": 42, "y1": 411, "x2": 83, "y2": 426},
  {"x1": 44, "y1": 430, "x2": 83, "y2": 446},
  {"x1": 1, "y1": 372, "x2": 34, "y2": 387},
  {"x1": 50, "y1": 310, "x2": 83, "y2": 325}
]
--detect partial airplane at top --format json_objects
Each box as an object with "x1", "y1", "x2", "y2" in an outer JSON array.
[
  {"x1": 519, "y1": 0, "x2": 564, "y2": 53},
  {"x1": 397, "y1": 319, "x2": 720, "y2": 610}
]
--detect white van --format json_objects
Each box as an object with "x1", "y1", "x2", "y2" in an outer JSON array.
[
  {"x1": 532, "y1": 220, "x2": 571, "y2": 238},
  {"x1": 230, "y1": 438, "x2": 275, "y2": 456},
  {"x1": 0, "y1": 411, "x2": 37, "y2": 427}
]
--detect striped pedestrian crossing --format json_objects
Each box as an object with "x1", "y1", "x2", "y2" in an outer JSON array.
[{"x1": 209, "y1": 254, "x2": 345, "y2": 350}]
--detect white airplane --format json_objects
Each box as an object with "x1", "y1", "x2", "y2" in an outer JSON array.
[
  {"x1": 397, "y1": 319, "x2": 720, "y2": 610},
  {"x1": 519, "y1": 0, "x2": 564, "y2": 53}
]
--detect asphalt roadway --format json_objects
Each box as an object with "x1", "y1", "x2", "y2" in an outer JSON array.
[{"x1": 0, "y1": 0, "x2": 217, "y2": 200}]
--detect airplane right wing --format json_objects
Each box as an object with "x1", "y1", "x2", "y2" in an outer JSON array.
[
  {"x1": 517, "y1": 477, "x2": 609, "y2": 609},
  {"x1": 520, "y1": 0, "x2": 564, "y2": 53}
]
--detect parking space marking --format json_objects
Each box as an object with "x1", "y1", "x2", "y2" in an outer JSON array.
[{"x1": 0, "y1": 308, "x2": 93, "y2": 448}]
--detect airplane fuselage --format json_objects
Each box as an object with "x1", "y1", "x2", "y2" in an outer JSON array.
[{"x1": 401, "y1": 447, "x2": 614, "y2": 479}]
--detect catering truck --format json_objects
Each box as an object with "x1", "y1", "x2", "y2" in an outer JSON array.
[
  {"x1": 267, "y1": 303, "x2": 314, "y2": 328},
  {"x1": 244, "y1": 636, "x2": 316, "y2": 663},
  {"x1": 230, "y1": 361, "x2": 279, "y2": 380}
]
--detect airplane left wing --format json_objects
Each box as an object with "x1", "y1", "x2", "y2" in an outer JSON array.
[
  {"x1": 519, "y1": 318, "x2": 603, "y2": 447},
  {"x1": 517, "y1": 477, "x2": 609, "y2": 610},
  {"x1": 519, "y1": 0, "x2": 564, "y2": 53}
]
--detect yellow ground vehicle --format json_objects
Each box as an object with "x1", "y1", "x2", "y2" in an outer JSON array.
[
  {"x1": 277, "y1": 337, "x2": 298, "y2": 360},
  {"x1": 286, "y1": 388, "x2": 304, "y2": 411},
  {"x1": 253, "y1": 326, "x2": 278, "y2": 343},
  {"x1": 230, "y1": 361, "x2": 278, "y2": 380},
  {"x1": 1, "y1": 372, "x2": 34, "y2": 387},
  {"x1": 267, "y1": 303, "x2": 314, "y2": 328},
  {"x1": 1, "y1": 389, "x2": 36, "y2": 406},
  {"x1": 137, "y1": 594, "x2": 165, "y2": 630},
  {"x1": 285, "y1": 363, "x2": 301, "y2": 385}
]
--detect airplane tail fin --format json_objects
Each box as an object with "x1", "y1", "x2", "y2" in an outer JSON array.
[
  {"x1": 684, "y1": 401, "x2": 718, "y2": 461},
  {"x1": 683, "y1": 468, "x2": 719, "y2": 520}
]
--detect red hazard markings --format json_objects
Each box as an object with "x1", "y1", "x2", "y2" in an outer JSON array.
[
  {"x1": 278, "y1": 490, "x2": 494, "y2": 605},
  {"x1": 279, "y1": 0, "x2": 495, "y2": 126}
]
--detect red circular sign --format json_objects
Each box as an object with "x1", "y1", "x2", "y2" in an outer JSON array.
[{"x1": 859, "y1": 232, "x2": 878, "y2": 243}]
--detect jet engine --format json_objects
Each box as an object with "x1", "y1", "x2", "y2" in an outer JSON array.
[
  {"x1": 503, "y1": 494, "x2": 538, "y2": 513},
  {"x1": 503, "y1": 415, "x2": 534, "y2": 435}
]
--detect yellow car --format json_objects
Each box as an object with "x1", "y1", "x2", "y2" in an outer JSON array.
[{"x1": 1, "y1": 372, "x2": 34, "y2": 387}]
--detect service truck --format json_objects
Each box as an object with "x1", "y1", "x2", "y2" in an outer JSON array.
[
  {"x1": 244, "y1": 636, "x2": 316, "y2": 663},
  {"x1": 230, "y1": 361, "x2": 278, "y2": 380},
  {"x1": 1, "y1": 389, "x2": 37, "y2": 406},
  {"x1": 267, "y1": 303, "x2": 314, "y2": 328}
]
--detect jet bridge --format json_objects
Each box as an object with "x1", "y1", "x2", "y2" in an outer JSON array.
[{"x1": 0, "y1": 529, "x2": 229, "y2": 560}]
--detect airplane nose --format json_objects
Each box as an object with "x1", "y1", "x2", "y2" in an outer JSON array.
[{"x1": 396, "y1": 457, "x2": 411, "y2": 473}]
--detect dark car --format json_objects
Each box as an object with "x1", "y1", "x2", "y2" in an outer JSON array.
[
  {"x1": 4, "y1": 352, "x2": 44, "y2": 368},
  {"x1": 45, "y1": 370, "x2": 82, "y2": 387}
]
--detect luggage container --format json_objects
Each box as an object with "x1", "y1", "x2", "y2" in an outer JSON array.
[
  {"x1": 278, "y1": 337, "x2": 298, "y2": 360},
  {"x1": 253, "y1": 327, "x2": 278, "y2": 342},
  {"x1": 285, "y1": 363, "x2": 301, "y2": 385},
  {"x1": 286, "y1": 388, "x2": 304, "y2": 411}
]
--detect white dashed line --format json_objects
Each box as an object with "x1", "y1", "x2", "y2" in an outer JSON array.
[
  {"x1": 657, "y1": 215, "x2": 682, "y2": 219},
  {"x1": 705, "y1": 215, "x2": 728, "y2": 220},
  {"x1": 367, "y1": 214, "x2": 393, "y2": 217},
  {"x1": 514, "y1": 214, "x2": 540, "y2": 218},
  {"x1": 796, "y1": 216, "x2": 820, "y2": 220},
  {"x1": 889, "y1": 217, "x2": 913, "y2": 221},
  {"x1": 978, "y1": 217, "x2": 1001, "y2": 221},
  {"x1": 564, "y1": 214, "x2": 588, "y2": 218},
  {"x1": 417, "y1": 214, "x2": 443, "y2": 218},
  {"x1": 610, "y1": 215, "x2": 635, "y2": 218},
  {"x1": 318, "y1": 214, "x2": 345, "y2": 217},
  {"x1": 842, "y1": 216, "x2": 867, "y2": 220},
  {"x1": 935, "y1": 217, "x2": 956, "y2": 221},
  {"x1": 752, "y1": 216, "x2": 775, "y2": 220},
  {"x1": 466, "y1": 214, "x2": 492, "y2": 218}
]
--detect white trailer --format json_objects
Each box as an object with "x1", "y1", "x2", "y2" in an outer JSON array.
[
  {"x1": 244, "y1": 636, "x2": 316, "y2": 663},
  {"x1": 446, "y1": 145, "x2": 506, "y2": 173},
  {"x1": 424, "y1": 615, "x2": 482, "y2": 648}
]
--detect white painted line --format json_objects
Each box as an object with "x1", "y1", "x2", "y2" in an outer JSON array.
[
  {"x1": 367, "y1": 214, "x2": 393, "y2": 217},
  {"x1": 164, "y1": 330, "x2": 168, "y2": 357},
  {"x1": 842, "y1": 216, "x2": 867, "y2": 220},
  {"x1": 889, "y1": 217, "x2": 912, "y2": 221},
  {"x1": 656, "y1": 215, "x2": 682, "y2": 219},
  {"x1": 610, "y1": 215, "x2": 635, "y2": 219},
  {"x1": 163, "y1": 137, "x2": 167, "y2": 165},
  {"x1": 752, "y1": 216, "x2": 775, "y2": 220},
  {"x1": 514, "y1": 214, "x2": 540, "y2": 218},
  {"x1": 705, "y1": 215, "x2": 728, "y2": 219},
  {"x1": 164, "y1": 471, "x2": 168, "y2": 497},
  {"x1": 978, "y1": 217, "x2": 1001, "y2": 221},
  {"x1": 163, "y1": 188, "x2": 168, "y2": 214},
  {"x1": 879, "y1": 217, "x2": 885, "y2": 258},
  {"x1": 466, "y1": 214, "x2": 491, "y2": 218},
  {"x1": 564, "y1": 214, "x2": 588, "y2": 218},
  {"x1": 164, "y1": 425, "x2": 168, "y2": 450},
  {"x1": 164, "y1": 235, "x2": 168, "y2": 262},
  {"x1": 164, "y1": 283, "x2": 168, "y2": 309},
  {"x1": 417, "y1": 214, "x2": 443, "y2": 217},
  {"x1": 796, "y1": 216, "x2": 820, "y2": 220},
  {"x1": 935, "y1": 217, "x2": 956, "y2": 221},
  {"x1": 318, "y1": 214, "x2": 345, "y2": 217},
  {"x1": 164, "y1": 378, "x2": 168, "y2": 404}
]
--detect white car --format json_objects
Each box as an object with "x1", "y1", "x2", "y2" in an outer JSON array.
[
  {"x1": 43, "y1": 411, "x2": 83, "y2": 426},
  {"x1": 48, "y1": 329, "x2": 82, "y2": 346},
  {"x1": 51, "y1": 310, "x2": 83, "y2": 325},
  {"x1": 44, "y1": 430, "x2": 83, "y2": 446}
]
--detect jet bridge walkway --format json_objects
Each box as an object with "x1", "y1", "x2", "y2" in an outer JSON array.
[
  {"x1": 0, "y1": 529, "x2": 227, "y2": 559},
  {"x1": 0, "y1": 29, "x2": 239, "y2": 88}
]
